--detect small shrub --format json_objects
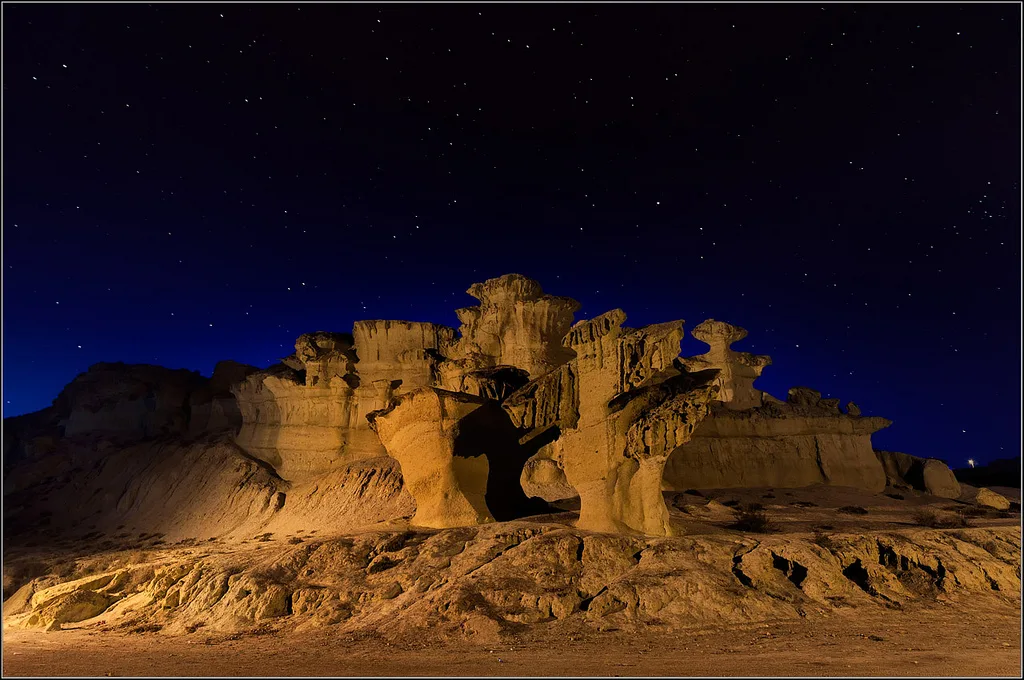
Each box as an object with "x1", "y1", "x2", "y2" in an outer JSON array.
[
  {"x1": 837, "y1": 506, "x2": 868, "y2": 515},
  {"x1": 729, "y1": 504, "x2": 779, "y2": 533},
  {"x1": 944, "y1": 504, "x2": 989, "y2": 518},
  {"x1": 254, "y1": 533, "x2": 274, "y2": 542},
  {"x1": 813, "y1": 531, "x2": 841, "y2": 552},
  {"x1": 288, "y1": 537, "x2": 304, "y2": 544},
  {"x1": 913, "y1": 509, "x2": 969, "y2": 528}
]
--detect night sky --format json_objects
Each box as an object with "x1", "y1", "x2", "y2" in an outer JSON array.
[{"x1": 3, "y1": 3, "x2": 1020, "y2": 466}]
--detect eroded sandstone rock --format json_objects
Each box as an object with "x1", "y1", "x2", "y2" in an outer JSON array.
[
  {"x1": 54, "y1": 363, "x2": 207, "y2": 439},
  {"x1": 504, "y1": 310, "x2": 719, "y2": 535},
  {"x1": 679, "y1": 320, "x2": 771, "y2": 410},
  {"x1": 441, "y1": 273, "x2": 579, "y2": 382},
  {"x1": 874, "y1": 450, "x2": 961, "y2": 499},
  {"x1": 188, "y1": 360, "x2": 260, "y2": 437},
  {"x1": 664, "y1": 400, "x2": 891, "y2": 493},
  {"x1": 367, "y1": 388, "x2": 494, "y2": 529}
]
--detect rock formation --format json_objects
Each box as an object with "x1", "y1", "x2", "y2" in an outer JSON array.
[
  {"x1": 663, "y1": 326, "x2": 891, "y2": 494},
  {"x1": 503, "y1": 310, "x2": 720, "y2": 535},
  {"x1": 874, "y1": 450, "x2": 961, "y2": 498},
  {"x1": 187, "y1": 360, "x2": 260, "y2": 437},
  {"x1": 54, "y1": 363, "x2": 207, "y2": 440},
  {"x1": 367, "y1": 388, "x2": 495, "y2": 528},
  {"x1": 232, "y1": 274, "x2": 573, "y2": 485},
  {"x1": 975, "y1": 487, "x2": 1011, "y2": 510},
  {"x1": 441, "y1": 273, "x2": 579, "y2": 381},
  {"x1": 678, "y1": 319, "x2": 771, "y2": 410},
  {"x1": 5, "y1": 273, "x2": 940, "y2": 539}
]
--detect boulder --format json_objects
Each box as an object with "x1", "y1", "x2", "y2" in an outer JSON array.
[
  {"x1": 975, "y1": 487, "x2": 1011, "y2": 511},
  {"x1": 874, "y1": 450, "x2": 961, "y2": 499}
]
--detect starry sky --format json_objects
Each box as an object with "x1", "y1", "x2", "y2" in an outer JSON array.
[{"x1": 3, "y1": 3, "x2": 1020, "y2": 465}]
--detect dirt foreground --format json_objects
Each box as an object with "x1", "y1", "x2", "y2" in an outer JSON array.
[{"x1": 3, "y1": 599, "x2": 1020, "y2": 677}]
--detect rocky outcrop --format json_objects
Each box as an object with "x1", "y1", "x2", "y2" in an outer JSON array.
[
  {"x1": 662, "y1": 328, "x2": 890, "y2": 494},
  {"x1": 663, "y1": 397, "x2": 890, "y2": 494},
  {"x1": 187, "y1": 361, "x2": 260, "y2": 437},
  {"x1": 53, "y1": 363, "x2": 207, "y2": 440},
  {"x1": 440, "y1": 273, "x2": 579, "y2": 383},
  {"x1": 874, "y1": 450, "x2": 961, "y2": 498},
  {"x1": 368, "y1": 388, "x2": 494, "y2": 529},
  {"x1": 678, "y1": 320, "x2": 771, "y2": 410},
  {"x1": 232, "y1": 322, "x2": 466, "y2": 482},
  {"x1": 5, "y1": 522, "x2": 1019, "y2": 636},
  {"x1": 504, "y1": 310, "x2": 719, "y2": 536}
]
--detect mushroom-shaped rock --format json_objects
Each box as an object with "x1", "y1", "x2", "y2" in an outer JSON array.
[
  {"x1": 367, "y1": 388, "x2": 495, "y2": 528},
  {"x1": 446, "y1": 273, "x2": 580, "y2": 380},
  {"x1": 679, "y1": 320, "x2": 771, "y2": 410},
  {"x1": 504, "y1": 310, "x2": 718, "y2": 536}
]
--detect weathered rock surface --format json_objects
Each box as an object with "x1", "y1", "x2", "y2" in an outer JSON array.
[
  {"x1": 187, "y1": 361, "x2": 260, "y2": 437},
  {"x1": 678, "y1": 319, "x2": 771, "y2": 410},
  {"x1": 54, "y1": 363, "x2": 207, "y2": 440},
  {"x1": 875, "y1": 450, "x2": 962, "y2": 499},
  {"x1": 442, "y1": 274, "x2": 579, "y2": 381},
  {"x1": 1, "y1": 431, "x2": 414, "y2": 546},
  {"x1": 368, "y1": 388, "x2": 494, "y2": 529},
  {"x1": 504, "y1": 310, "x2": 718, "y2": 535},
  {"x1": 664, "y1": 400, "x2": 890, "y2": 494},
  {"x1": 976, "y1": 487, "x2": 1012, "y2": 511},
  {"x1": 4, "y1": 522, "x2": 1019, "y2": 638}
]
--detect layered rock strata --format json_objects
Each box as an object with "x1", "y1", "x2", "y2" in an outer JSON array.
[{"x1": 504, "y1": 309, "x2": 719, "y2": 535}]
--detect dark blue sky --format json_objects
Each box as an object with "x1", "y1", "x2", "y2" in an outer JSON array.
[{"x1": 3, "y1": 3, "x2": 1020, "y2": 465}]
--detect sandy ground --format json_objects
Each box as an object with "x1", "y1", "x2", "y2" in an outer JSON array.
[{"x1": 3, "y1": 599, "x2": 1020, "y2": 677}]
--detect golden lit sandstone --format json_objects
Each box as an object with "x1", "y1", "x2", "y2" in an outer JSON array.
[
  {"x1": 367, "y1": 388, "x2": 494, "y2": 529},
  {"x1": 438, "y1": 273, "x2": 579, "y2": 388},
  {"x1": 678, "y1": 319, "x2": 771, "y2": 410},
  {"x1": 663, "y1": 386, "x2": 890, "y2": 493},
  {"x1": 504, "y1": 309, "x2": 719, "y2": 536},
  {"x1": 233, "y1": 324, "x2": 456, "y2": 482},
  {"x1": 660, "y1": 323, "x2": 891, "y2": 494},
  {"x1": 975, "y1": 487, "x2": 1011, "y2": 510}
]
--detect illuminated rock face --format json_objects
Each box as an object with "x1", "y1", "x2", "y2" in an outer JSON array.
[
  {"x1": 212, "y1": 273, "x2": 900, "y2": 531},
  {"x1": 233, "y1": 326, "x2": 457, "y2": 482},
  {"x1": 678, "y1": 319, "x2": 771, "y2": 410},
  {"x1": 367, "y1": 388, "x2": 494, "y2": 529},
  {"x1": 504, "y1": 310, "x2": 719, "y2": 536},
  {"x1": 232, "y1": 275, "x2": 580, "y2": 485},
  {"x1": 874, "y1": 449, "x2": 961, "y2": 498}
]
